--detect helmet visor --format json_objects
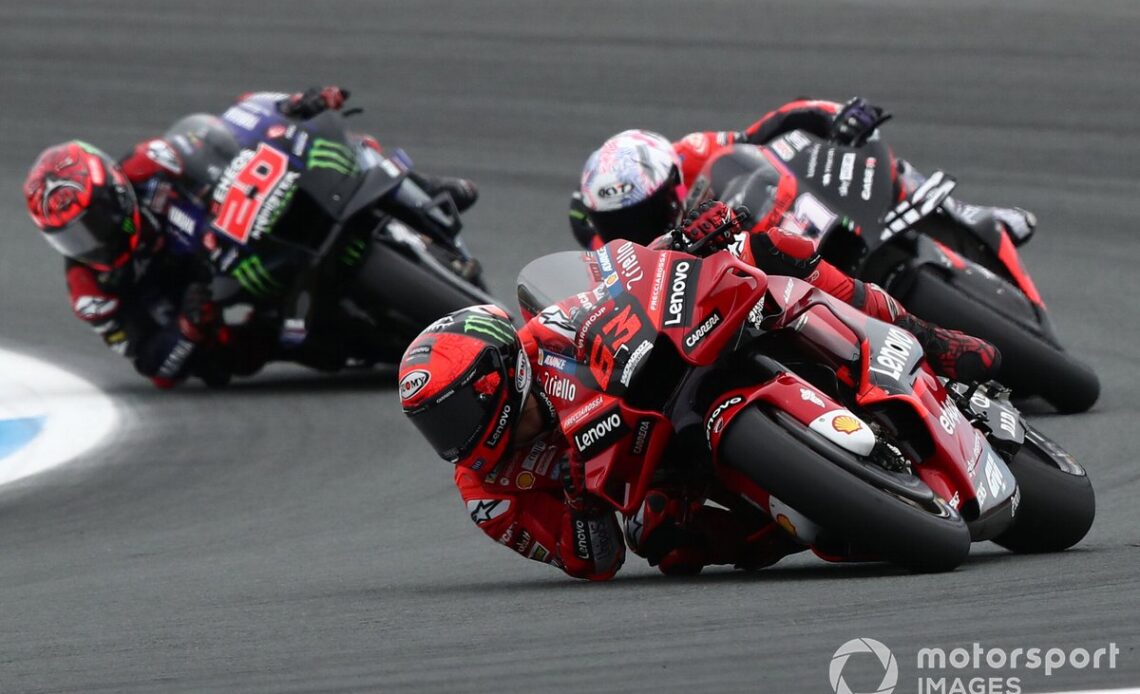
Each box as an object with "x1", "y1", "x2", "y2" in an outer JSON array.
[
  {"x1": 41, "y1": 200, "x2": 130, "y2": 268},
  {"x1": 405, "y1": 350, "x2": 505, "y2": 462},
  {"x1": 589, "y1": 173, "x2": 680, "y2": 245}
]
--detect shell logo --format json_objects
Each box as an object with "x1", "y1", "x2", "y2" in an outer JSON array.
[
  {"x1": 775, "y1": 513, "x2": 797, "y2": 537},
  {"x1": 832, "y1": 414, "x2": 863, "y2": 435},
  {"x1": 516, "y1": 471, "x2": 535, "y2": 490}
]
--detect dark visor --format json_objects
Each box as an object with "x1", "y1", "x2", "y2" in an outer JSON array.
[
  {"x1": 590, "y1": 172, "x2": 680, "y2": 245},
  {"x1": 42, "y1": 187, "x2": 131, "y2": 267},
  {"x1": 406, "y1": 350, "x2": 504, "y2": 462}
]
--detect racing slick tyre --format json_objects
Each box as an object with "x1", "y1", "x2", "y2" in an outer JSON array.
[
  {"x1": 348, "y1": 238, "x2": 491, "y2": 357},
  {"x1": 720, "y1": 406, "x2": 971, "y2": 573},
  {"x1": 993, "y1": 429, "x2": 1095, "y2": 553},
  {"x1": 898, "y1": 267, "x2": 1100, "y2": 413}
]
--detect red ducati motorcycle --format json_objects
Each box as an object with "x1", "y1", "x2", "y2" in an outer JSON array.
[{"x1": 518, "y1": 218, "x2": 1094, "y2": 572}]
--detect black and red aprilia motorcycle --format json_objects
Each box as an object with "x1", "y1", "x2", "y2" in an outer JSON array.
[
  {"x1": 688, "y1": 131, "x2": 1099, "y2": 413},
  {"x1": 517, "y1": 224, "x2": 1094, "y2": 572}
]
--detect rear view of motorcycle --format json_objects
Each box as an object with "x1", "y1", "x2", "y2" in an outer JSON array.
[
  {"x1": 699, "y1": 126, "x2": 1100, "y2": 413},
  {"x1": 517, "y1": 219, "x2": 1094, "y2": 574},
  {"x1": 164, "y1": 100, "x2": 503, "y2": 374}
]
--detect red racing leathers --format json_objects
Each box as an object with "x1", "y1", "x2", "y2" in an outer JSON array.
[
  {"x1": 453, "y1": 323, "x2": 627, "y2": 580},
  {"x1": 670, "y1": 99, "x2": 907, "y2": 326},
  {"x1": 453, "y1": 301, "x2": 800, "y2": 581}
]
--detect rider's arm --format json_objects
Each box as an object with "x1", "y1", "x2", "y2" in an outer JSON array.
[
  {"x1": 65, "y1": 262, "x2": 209, "y2": 389},
  {"x1": 740, "y1": 99, "x2": 843, "y2": 145},
  {"x1": 454, "y1": 466, "x2": 625, "y2": 580}
]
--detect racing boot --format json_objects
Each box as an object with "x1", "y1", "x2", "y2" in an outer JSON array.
[
  {"x1": 626, "y1": 489, "x2": 803, "y2": 575},
  {"x1": 897, "y1": 159, "x2": 1036, "y2": 246},
  {"x1": 894, "y1": 313, "x2": 1001, "y2": 384},
  {"x1": 854, "y1": 280, "x2": 1001, "y2": 383}
]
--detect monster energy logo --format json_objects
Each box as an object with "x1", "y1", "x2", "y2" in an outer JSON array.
[
  {"x1": 340, "y1": 237, "x2": 368, "y2": 267},
  {"x1": 232, "y1": 255, "x2": 283, "y2": 297},
  {"x1": 464, "y1": 315, "x2": 514, "y2": 345},
  {"x1": 306, "y1": 138, "x2": 356, "y2": 175}
]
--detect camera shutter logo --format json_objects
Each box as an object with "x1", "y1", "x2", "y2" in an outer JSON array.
[{"x1": 830, "y1": 638, "x2": 898, "y2": 694}]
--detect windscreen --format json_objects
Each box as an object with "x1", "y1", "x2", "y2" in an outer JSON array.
[{"x1": 516, "y1": 250, "x2": 600, "y2": 317}]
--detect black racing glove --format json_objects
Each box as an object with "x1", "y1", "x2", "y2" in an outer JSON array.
[
  {"x1": 280, "y1": 86, "x2": 350, "y2": 119},
  {"x1": 830, "y1": 97, "x2": 892, "y2": 146},
  {"x1": 177, "y1": 282, "x2": 218, "y2": 344}
]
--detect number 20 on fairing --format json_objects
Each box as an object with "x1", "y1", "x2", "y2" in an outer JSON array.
[{"x1": 214, "y1": 144, "x2": 290, "y2": 244}]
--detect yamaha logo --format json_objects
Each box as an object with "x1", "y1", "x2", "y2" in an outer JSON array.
[{"x1": 399, "y1": 370, "x2": 431, "y2": 401}]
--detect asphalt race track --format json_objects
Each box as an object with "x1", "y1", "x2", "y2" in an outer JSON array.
[{"x1": 1, "y1": 2, "x2": 1138, "y2": 692}]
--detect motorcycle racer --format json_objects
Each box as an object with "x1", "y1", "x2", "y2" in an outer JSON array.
[
  {"x1": 399, "y1": 264, "x2": 806, "y2": 581},
  {"x1": 23, "y1": 87, "x2": 479, "y2": 388},
  {"x1": 570, "y1": 107, "x2": 1003, "y2": 384}
]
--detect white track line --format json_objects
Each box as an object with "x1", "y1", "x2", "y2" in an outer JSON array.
[{"x1": 0, "y1": 349, "x2": 119, "y2": 487}]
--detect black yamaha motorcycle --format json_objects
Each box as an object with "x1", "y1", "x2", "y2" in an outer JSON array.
[{"x1": 159, "y1": 101, "x2": 503, "y2": 377}]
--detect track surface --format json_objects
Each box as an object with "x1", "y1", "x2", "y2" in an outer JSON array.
[{"x1": 1, "y1": 2, "x2": 1138, "y2": 692}]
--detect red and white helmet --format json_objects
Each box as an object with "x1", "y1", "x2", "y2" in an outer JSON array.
[
  {"x1": 24, "y1": 141, "x2": 142, "y2": 271},
  {"x1": 579, "y1": 129, "x2": 683, "y2": 245},
  {"x1": 399, "y1": 305, "x2": 532, "y2": 468}
]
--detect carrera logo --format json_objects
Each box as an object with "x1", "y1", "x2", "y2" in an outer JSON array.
[
  {"x1": 684, "y1": 310, "x2": 721, "y2": 353},
  {"x1": 572, "y1": 407, "x2": 628, "y2": 459},
  {"x1": 629, "y1": 418, "x2": 654, "y2": 456},
  {"x1": 663, "y1": 259, "x2": 694, "y2": 327},
  {"x1": 869, "y1": 326, "x2": 916, "y2": 382},
  {"x1": 399, "y1": 370, "x2": 431, "y2": 401},
  {"x1": 597, "y1": 182, "x2": 635, "y2": 199}
]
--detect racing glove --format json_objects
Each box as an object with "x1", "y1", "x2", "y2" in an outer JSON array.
[
  {"x1": 675, "y1": 201, "x2": 742, "y2": 255},
  {"x1": 177, "y1": 282, "x2": 218, "y2": 344},
  {"x1": 830, "y1": 97, "x2": 892, "y2": 146},
  {"x1": 562, "y1": 458, "x2": 625, "y2": 580},
  {"x1": 280, "y1": 86, "x2": 350, "y2": 118}
]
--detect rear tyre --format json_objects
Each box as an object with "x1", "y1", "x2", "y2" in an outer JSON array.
[
  {"x1": 719, "y1": 407, "x2": 971, "y2": 573},
  {"x1": 348, "y1": 239, "x2": 489, "y2": 356},
  {"x1": 993, "y1": 434, "x2": 1095, "y2": 553},
  {"x1": 899, "y1": 268, "x2": 1099, "y2": 413}
]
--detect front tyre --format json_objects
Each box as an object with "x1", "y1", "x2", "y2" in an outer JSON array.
[
  {"x1": 719, "y1": 407, "x2": 971, "y2": 573},
  {"x1": 993, "y1": 428, "x2": 1095, "y2": 553}
]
